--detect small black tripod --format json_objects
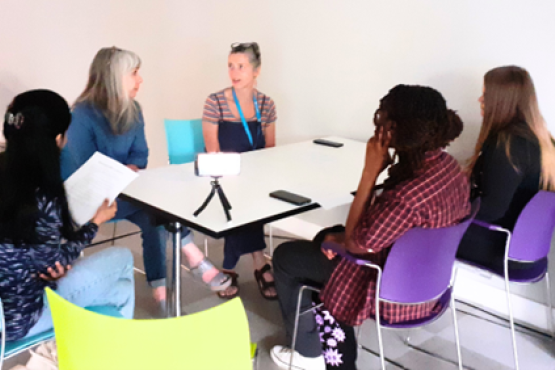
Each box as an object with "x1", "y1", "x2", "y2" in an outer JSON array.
[{"x1": 193, "y1": 177, "x2": 232, "y2": 221}]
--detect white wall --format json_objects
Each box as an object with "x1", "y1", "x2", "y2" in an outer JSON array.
[
  {"x1": 2, "y1": 0, "x2": 555, "y2": 309},
  {"x1": 2, "y1": 0, "x2": 555, "y2": 166},
  {"x1": 0, "y1": 0, "x2": 166, "y2": 155},
  {"x1": 159, "y1": 0, "x2": 555, "y2": 164}
]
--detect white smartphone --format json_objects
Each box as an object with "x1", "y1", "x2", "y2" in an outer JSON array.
[{"x1": 194, "y1": 153, "x2": 241, "y2": 177}]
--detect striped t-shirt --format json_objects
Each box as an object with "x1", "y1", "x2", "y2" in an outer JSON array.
[{"x1": 202, "y1": 89, "x2": 277, "y2": 127}]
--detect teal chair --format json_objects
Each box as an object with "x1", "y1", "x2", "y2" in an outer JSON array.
[
  {"x1": 164, "y1": 119, "x2": 205, "y2": 165},
  {"x1": 0, "y1": 296, "x2": 122, "y2": 369},
  {"x1": 164, "y1": 118, "x2": 210, "y2": 256}
]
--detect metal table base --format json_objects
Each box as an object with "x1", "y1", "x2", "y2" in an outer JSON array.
[{"x1": 166, "y1": 222, "x2": 182, "y2": 317}]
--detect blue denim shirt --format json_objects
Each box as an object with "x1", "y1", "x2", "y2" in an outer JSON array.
[{"x1": 61, "y1": 102, "x2": 148, "y2": 180}]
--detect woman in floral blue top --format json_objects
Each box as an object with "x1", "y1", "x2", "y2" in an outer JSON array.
[{"x1": 0, "y1": 90, "x2": 135, "y2": 341}]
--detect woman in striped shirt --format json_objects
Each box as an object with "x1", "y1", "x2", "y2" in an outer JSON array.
[{"x1": 202, "y1": 42, "x2": 277, "y2": 300}]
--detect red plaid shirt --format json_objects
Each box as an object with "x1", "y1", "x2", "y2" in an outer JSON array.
[{"x1": 320, "y1": 150, "x2": 470, "y2": 326}]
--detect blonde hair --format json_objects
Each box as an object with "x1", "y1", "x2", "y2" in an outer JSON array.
[
  {"x1": 75, "y1": 47, "x2": 141, "y2": 134},
  {"x1": 468, "y1": 66, "x2": 555, "y2": 190}
]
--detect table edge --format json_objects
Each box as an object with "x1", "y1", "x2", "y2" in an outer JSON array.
[{"x1": 119, "y1": 193, "x2": 321, "y2": 238}]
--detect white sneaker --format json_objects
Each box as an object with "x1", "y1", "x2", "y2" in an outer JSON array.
[{"x1": 270, "y1": 345, "x2": 326, "y2": 370}]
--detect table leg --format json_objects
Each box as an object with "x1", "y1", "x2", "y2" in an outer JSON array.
[{"x1": 166, "y1": 222, "x2": 182, "y2": 317}]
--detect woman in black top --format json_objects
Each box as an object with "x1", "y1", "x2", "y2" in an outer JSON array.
[{"x1": 457, "y1": 66, "x2": 555, "y2": 270}]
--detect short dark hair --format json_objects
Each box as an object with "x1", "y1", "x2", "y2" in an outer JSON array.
[{"x1": 230, "y1": 42, "x2": 261, "y2": 69}]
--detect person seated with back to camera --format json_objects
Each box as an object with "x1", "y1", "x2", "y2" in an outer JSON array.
[
  {"x1": 270, "y1": 85, "x2": 470, "y2": 370},
  {"x1": 0, "y1": 90, "x2": 135, "y2": 345}
]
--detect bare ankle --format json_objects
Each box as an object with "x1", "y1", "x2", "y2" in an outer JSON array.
[
  {"x1": 152, "y1": 286, "x2": 166, "y2": 303},
  {"x1": 182, "y1": 242, "x2": 204, "y2": 267}
]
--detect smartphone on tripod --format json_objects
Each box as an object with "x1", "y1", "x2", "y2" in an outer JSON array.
[
  {"x1": 193, "y1": 153, "x2": 240, "y2": 221},
  {"x1": 194, "y1": 153, "x2": 241, "y2": 177}
]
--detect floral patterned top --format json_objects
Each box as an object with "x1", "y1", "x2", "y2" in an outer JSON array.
[{"x1": 0, "y1": 192, "x2": 97, "y2": 341}]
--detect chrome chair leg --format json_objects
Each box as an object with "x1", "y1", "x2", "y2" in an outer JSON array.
[
  {"x1": 403, "y1": 333, "x2": 411, "y2": 346},
  {"x1": 290, "y1": 287, "x2": 306, "y2": 370},
  {"x1": 356, "y1": 323, "x2": 363, "y2": 348},
  {"x1": 204, "y1": 237, "x2": 209, "y2": 258},
  {"x1": 504, "y1": 264, "x2": 520, "y2": 370},
  {"x1": 1, "y1": 298, "x2": 6, "y2": 370},
  {"x1": 450, "y1": 291, "x2": 463, "y2": 370},
  {"x1": 372, "y1": 270, "x2": 386, "y2": 370},
  {"x1": 111, "y1": 221, "x2": 117, "y2": 246},
  {"x1": 290, "y1": 285, "x2": 323, "y2": 370},
  {"x1": 545, "y1": 272, "x2": 554, "y2": 339},
  {"x1": 253, "y1": 345, "x2": 259, "y2": 370},
  {"x1": 375, "y1": 319, "x2": 386, "y2": 370},
  {"x1": 269, "y1": 225, "x2": 274, "y2": 258}
]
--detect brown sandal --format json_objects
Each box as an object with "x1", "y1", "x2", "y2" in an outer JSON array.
[
  {"x1": 217, "y1": 271, "x2": 239, "y2": 299},
  {"x1": 254, "y1": 264, "x2": 278, "y2": 300}
]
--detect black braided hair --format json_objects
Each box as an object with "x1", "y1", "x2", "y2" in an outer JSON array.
[{"x1": 381, "y1": 85, "x2": 463, "y2": 190}]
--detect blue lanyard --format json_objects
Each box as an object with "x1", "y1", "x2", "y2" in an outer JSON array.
[{"x1": 232, "y1": 87, "x2": 261, "y2": 147}]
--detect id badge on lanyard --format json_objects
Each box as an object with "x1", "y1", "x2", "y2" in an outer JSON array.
[{"x1": 232, "y1": 87, "x2": 261, "y2": 149}]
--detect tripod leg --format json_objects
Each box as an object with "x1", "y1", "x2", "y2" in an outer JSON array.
[
  {"x1": 216, "y1": 187, "x2": 232, "y2": 221},
  {"x1": 194, "y1": 188, "x2": 216, "y2": 217},
  {"x1": 216, "y1": 186, "x2": 232, "y2": 210}
]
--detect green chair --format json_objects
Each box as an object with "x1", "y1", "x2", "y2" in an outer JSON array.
[
  {"x1": 45, "y1": 288, "x2": 256, "y2": 370},
  {"x1": 1, "y1": 296, "x2": 122, "y2": 369}
]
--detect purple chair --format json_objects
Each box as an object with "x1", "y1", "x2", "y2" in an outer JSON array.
[
  {"x1": 290, "y1": 199, "x2": 479, "y2": 370},
  {"x1": 457, "y1": 190, "x2": 555, "y2": 370}
]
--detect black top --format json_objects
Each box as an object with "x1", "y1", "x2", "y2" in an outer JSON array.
[{"x1": 472, "y1": 130, "x2": 541, "y2": 230}]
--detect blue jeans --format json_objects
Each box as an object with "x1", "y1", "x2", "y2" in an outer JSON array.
[
  {"x1": 114, "y1": 199, "x2": 193, "y2": 288},
  {"x1": 24, "y1": 247, "x2": 135, "y2": 337}
]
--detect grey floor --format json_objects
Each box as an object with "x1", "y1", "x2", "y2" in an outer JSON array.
[{"x1": 4, "y1": 220, "x2": 555, "y2": 369}]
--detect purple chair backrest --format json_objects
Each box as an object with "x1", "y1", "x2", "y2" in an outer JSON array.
[
  {"x1": 379, "y1": 199, "x2": 479, "y2": 304},
  {"x1": 508, "y1": 191, "x2": 555, "y2": 262}
]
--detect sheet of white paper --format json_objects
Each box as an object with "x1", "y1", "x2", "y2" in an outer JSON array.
[{"x1": 64, "y1": 152, "x2": 139, "y2": 226}]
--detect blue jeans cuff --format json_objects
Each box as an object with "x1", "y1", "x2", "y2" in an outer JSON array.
[
  {"x1": 181, "y1": 228, "x2": 194, "y2": 245},
  {"x1": 148, "y1": 278, "x2": 166, "y2": 288}
]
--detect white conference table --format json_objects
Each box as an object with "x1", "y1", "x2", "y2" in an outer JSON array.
[{"x1": 121, "y1": 136, "x2": 385, "y2": 316}]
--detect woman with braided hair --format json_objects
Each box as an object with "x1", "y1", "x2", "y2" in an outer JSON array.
[
  {"x1": 380, "y1": 85, "x2": 464, "y2": 190},
  {"x1": 270, "y1": 85, "x2": 470, "y2": 370}
]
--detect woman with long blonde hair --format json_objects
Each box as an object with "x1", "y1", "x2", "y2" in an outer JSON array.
[
  {"x1": 61, "y1": 47, "x2": 230, "y2": 307},
  {"x1": 457, "y1": 66, "x2": 555, "y2": 269}
]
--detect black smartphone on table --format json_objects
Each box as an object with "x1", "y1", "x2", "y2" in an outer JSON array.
[
  {"x1": 313, "y1": 139, "x2": 344, "y2": 148},
  {"x1": 269, "y1": 190, "x2": 312, "y2": 206}
]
